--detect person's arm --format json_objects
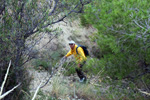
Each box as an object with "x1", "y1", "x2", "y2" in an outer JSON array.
[{"x1": 65, "y1": 50, "x2": 72, "y2": 57}]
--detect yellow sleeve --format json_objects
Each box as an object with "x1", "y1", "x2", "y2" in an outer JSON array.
[
  {"x1": 77, "y1": 47, "x2": 86, "y2": 62},
  {"x1": 65, "y1": 50, "x2": 73, "y2": 57}
]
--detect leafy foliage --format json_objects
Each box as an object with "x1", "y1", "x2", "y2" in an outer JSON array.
[
  {"x1": 81, "y1": 0, "x2": 150, "y2": 94},
  {"x1": 80, "y1": 15, "x2": 90, "y2": 27}
]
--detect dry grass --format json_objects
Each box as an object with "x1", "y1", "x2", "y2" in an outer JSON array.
[
  {"x1": 50, "y1": 75, "x2": 99, "y2": 100},
  {"x1": 51, "y1": 76, "x2": 71, "y2": 99},
  {"x1": 74, "y1": 82, "x2": 98, "y2": 100}
]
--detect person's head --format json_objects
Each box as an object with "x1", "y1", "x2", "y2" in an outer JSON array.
[{"x1": 69, "y1": 40, "x2": 75, "y2": 49}]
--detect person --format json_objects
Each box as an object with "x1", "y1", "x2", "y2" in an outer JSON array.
[{"x1": 64, "y1": 40, "x2": 87, "y2": 82}]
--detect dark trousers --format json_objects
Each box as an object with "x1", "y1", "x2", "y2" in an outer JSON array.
[{"x1": 75, "y1": 61, "x2": 86, "y2": 80}]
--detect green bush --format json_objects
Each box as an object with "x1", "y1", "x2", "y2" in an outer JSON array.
[
  {"x1": 82, "y1": 1, "x2": 150, "y2": 98},
  {"x1": 83, "y1": 58, "x2": 105, "y2": 75},
  {"x1": 80, "y1": 15, "x2": 90, "y2": 27},
  {"x1": 83, "y1": 0, "x2": 150, "y2": 79},
  {"x1": 34, "y1": 59, "x2": 50, "y2": 70}
]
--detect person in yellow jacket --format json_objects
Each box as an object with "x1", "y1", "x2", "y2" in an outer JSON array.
[{"x1": 64, "y1": 40, "x2": 87, "y2": 82}]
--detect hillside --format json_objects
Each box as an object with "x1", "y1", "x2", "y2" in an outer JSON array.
[
  {"x1": 25, "y1": 18, "x2": 99, "y2": 100},
  {"x1": 24, "y1": 17, "x2": 148, "y2": 100},
  {"x1": 1, "y1": 0, "x2": 150, "y2": 99}
]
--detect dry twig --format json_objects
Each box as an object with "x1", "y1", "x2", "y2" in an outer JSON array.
[
  {"x1": 31, "y1": 80, "x2": 43, "y2": 100},
  {"x1": 0, "y1": 60, "x2": 21, "y2": 99},
  {"x1": 138, "y1": 89, "x2": 150, "y2": 96}
]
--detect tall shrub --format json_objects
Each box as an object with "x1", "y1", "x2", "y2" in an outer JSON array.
[{"x1": 83, "y1": 0, "x2": 150, "y2": 82}]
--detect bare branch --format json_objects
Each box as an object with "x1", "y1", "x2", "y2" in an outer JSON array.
[
  {"x1": 42, "y1": 1, "x2": 83, "y2": 29},
  {"x1": 0, "y1": 60, "x2": 21, "y2": 99},
  {"x1": 48, "y1": 0, "x2": 58, "y2": 16},
  {"x1": 24, "y1": 0, "x2": 59, "y2": 39},
  {"x1": 107, "y1": 26, "x2": 126, "y2": 35},
  {"x1": 0, "y1": 6, "x2": 5, "y2": 15},
  {"x1": 0, "y1": 83, "x2": 21, "y2": 99},
  {"x1": 31, "y1": 56, "x2": 66, "y2": 100},
  {"x1": 0, "y1": 0, "x2": 5, "y2": 15},
  {"x1": 31, "y1": 81, "x2": 43, "y2": 100},
  {"x1": 22, "y1": 30, "x2": 58, "y2": 67},
  {"x1": 138, "y1": 89, "x2": 150, "y2": 96},
  {"x1": 0, "y1": 60, "x2": 11, "y2": 95},
  {"x1": 40, "y1": 57, "x2": 66, "y2": 88},
  {"x1": 24, "y1": 0, "x2": 92, "y2": 38}
]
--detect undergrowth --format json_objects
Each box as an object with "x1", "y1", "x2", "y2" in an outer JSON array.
[
  {"x1": 33, "y1": 59, "x2": 50, "y2": 70},
  {"x1": 62, "y1": 61, "x2": 76, "y2": 76}
]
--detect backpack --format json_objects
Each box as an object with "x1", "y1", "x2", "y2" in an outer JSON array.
[{"x1": 76, "y1": 44, "x2": 89, "y2": 57}]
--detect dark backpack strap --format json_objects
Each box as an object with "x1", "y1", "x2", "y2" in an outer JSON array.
[
  {"x1": 76, "y1": 44, "x2": 83, "y2": 54},
  {"x1": 76, "y1": 46, "x2": 79, "y2": 54}
]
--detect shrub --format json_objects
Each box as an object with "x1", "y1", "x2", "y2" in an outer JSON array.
[
  {"x1": 80, "y1": 15, "x2": 90, "y2": 27},
  {"x1": 83, "y1": 0, "x2": 150, "y2": 91},
  {"x1": 34, "y1": 59, "x2": 50, "y2": 70}
]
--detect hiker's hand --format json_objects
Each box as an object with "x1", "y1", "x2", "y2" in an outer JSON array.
[
  {"x1": 78, "y1": 64, "x2": 81, "y2": 68},
  {"x1": 63, "y1": 56, "x2": 67, "y2": 60}
]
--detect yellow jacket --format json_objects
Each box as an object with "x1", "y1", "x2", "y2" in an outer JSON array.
[{"x1": 65, "y1": 44, "x2": 87, "y2": 63}]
